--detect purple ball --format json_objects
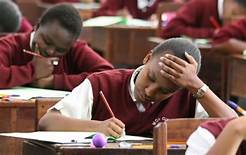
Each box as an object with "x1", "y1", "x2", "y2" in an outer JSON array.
[{"x1": 92, "y1": 133, "x2": 107, "y2": 148}]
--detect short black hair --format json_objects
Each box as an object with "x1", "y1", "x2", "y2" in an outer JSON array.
[
  {"x1": 0, "y1": 0, "x2": 21, "y2": 32},
  {"x1": 235, "y1": 0, "x2": 246, "y2": 7},
  {"x1": 152, "y1": 38, "x2": 201, "y2": 73},
  {"x1": 39, "y1": 3, "x2": 82, "y2": 39}
]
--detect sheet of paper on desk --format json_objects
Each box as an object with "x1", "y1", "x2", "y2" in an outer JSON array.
[
  {"x1": 0, "y1": 87, "x2": 70, "y2": 100},
  {"x1": 83, "y1": 16, "x2": 124, "y2": 27},
  {"x1": 0, "y1": 131, "x2": 152, "y2": 144},
  {"x1": 71, "y1": 2, "x2": 99, "y2": 10}
]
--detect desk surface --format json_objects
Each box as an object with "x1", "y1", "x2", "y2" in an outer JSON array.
[
  {"x1": 228, "y1": 54, "x2": 246, "y2": 98},
  {"x1": 0, "y1": 98, "x2": 60, "y2": 155},
  {"x1": 23, "y1": 140, "x2": 185, "y2": 155}
]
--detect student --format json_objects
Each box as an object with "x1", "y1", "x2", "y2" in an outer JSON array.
[
  {"x1": 212, "y1": 18, "x2": 246, "y2": 55},
  {"x1": 186, "y1": 117, "x2": 246, "y2": 155},
  {"x1": 93, "y1": 0, "x2": 165, "y2": 19},
  {"x1": 0, "y1": 0, "x2": 32, "y2": 33},
  {"x1": 161, "y1": 0, "x2": 246, "y2": 39},
  {"x1": 0, "y1": 3, "x2": 113, "y2": 90},
  {"x1": 38, "y1": 38, "x2": 237, "y2": 137}
]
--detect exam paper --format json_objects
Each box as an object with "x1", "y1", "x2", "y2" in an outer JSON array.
[
  {"x1": 0, "y1": 87, "x2": 70, "y2": 100},
  {"x1": 0, "y1": 131, "x2": 152, "y2": 144}
]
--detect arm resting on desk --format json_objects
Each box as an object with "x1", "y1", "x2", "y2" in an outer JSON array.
[{"x1": 38, "y1": 110, "x2": 125, "y2": 137}]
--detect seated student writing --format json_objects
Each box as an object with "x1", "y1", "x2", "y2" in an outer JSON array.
[
  {"x1": 212, "y1": 18, "x2": 246, "y2": 55},
  {"x1": 161, "y1": 0, "x2": 246, "y2": 39},
  {"x1": 0, "y1": 3, "x2": 113, "y2": 90},
  {"x1": 39, "y1": 38, "x2": 237, "y2": 137},
  {"x1": 0, "y1": 0, "x2": 32, "y2": 34},
  {"x1": 186, "y1": 116, "x2": 246, "y2": 155}
]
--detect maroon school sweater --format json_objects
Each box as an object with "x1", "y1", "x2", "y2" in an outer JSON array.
[
  {"x1": 87, "y1": 69, "x2": 196, "y2": 136},
  {"x1": 161, "y1": 0, "x2": 220, "y2": 38},
  {"x1": 0, "y1": 32, "x2": 113, "y2": 90},
  {"x1": 213, "y1": 18, "x2": 246, "y2": 43},
  {"x1": 18, "y1": 18, "x2": 33, "y2": 33},
  {"x1": 201, "y1": 118, "x2": 246, "y2": 155},
  {"x1": 93, "y1": 0, "x2": 165, "y2": 19}
]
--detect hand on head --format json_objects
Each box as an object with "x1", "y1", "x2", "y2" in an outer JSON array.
[
  {"x1": 158, "y1": 52, "x2": 202, "y2": 90},
  {"x1": 98, "y1": 117, "x2": 125, "y2": 138}
]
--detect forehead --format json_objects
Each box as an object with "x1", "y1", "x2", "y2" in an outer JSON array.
[
  {"x1": 147, "y1": 54, "x2": 180, "y2": 91},
  {"x1": 38, "y1": 21, "x2": 75, "y2": 47}
]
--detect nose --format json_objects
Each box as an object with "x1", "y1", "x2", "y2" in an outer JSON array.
[
  {"x1": 144, "y1": 84, "x2": 159, "y2": 99},
  {"x1": 46, "y1": 46, "x2": 56, "y2": 56}
]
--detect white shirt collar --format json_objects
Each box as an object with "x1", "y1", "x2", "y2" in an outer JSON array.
[
  {"x1": 218, "y1": 0, "x2": 224, "y2": 20},
  {"x1": 29, "y1": 31, "x2": 35, "y2": 50},
  {"x1": 129, "y1": 65, "x2": 146, "y2": 112}
]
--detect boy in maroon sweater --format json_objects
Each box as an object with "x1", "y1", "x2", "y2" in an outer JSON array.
[
  {"x1": 93, "y1": 0, "x2": 165, "y2": 19},
  {"x1": 39, "y1": 38, "x2": 236, "y2": 137},
  {"x1": 213, "y1": 18, "x2": 246, "y2": 55},
  {"x1": 161, "y1": 0, "x2": 246, "y2": 39},
  {"x1": 0, "y1": 4, "x2": 113, "y2": 90},
  {"x1": 186, "y1": 117, "x2": 246, "y2": 155}
]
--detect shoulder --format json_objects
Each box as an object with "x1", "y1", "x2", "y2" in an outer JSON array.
[
  {"x1": 200, "y1": 117, "x2": 235, "y2": 138},
  {"x1": 71, "y1": 39, "x2": 89, "y2": 49},
  {"x1": 0, "y1": 32, "x2": 30, "y2": 46},
  {"x1": 88, "y1": 69, "x2": 134, "y2": 81}
]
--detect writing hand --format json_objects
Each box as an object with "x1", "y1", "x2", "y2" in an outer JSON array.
[{"x1": 98, "y1": 117, "x2": 125, "y2": 138}]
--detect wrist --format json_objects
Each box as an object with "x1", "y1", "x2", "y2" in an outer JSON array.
[{"x1": 187, "y1": 77, "x2": 205, "y2": 94}]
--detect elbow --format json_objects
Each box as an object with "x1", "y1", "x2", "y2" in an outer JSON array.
[
  {"x1": 38, "y1": 111, "x2": 59, "y2": 131},
  {"x1": 38, "y1": 113, "x2": 50, "y2": 131}
]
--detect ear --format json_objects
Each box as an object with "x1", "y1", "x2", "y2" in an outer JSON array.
[{"x1": 143, "y1": 51, "x2": 153, "y2": 64}]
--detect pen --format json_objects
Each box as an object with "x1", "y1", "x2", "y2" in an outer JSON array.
[
  {"x1": 23, "y1": 49, "x2": 45, "y2": 58},
  {"x1": 167, "y1": 144, "x2": 186, "y2": 149},
  {"x1": 227, "y1": 100, "x2": 246, "y2": 115},
  {"x1": 99, "y1": 91, "x2": 126, "y2": 137},
  {"x1": 209, "y1": 16, "x2": 221, "y2": 29},
  {"x1": 23, "y1": 49, "x2": 59, "y2": 65},
  {"x1": 99, "y1": 91, "x2": 115, "y2": 117}
]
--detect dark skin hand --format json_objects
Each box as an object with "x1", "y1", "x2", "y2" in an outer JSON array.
[{"x1": 31, "y1": 44, "x2": 58, "y2": 88}]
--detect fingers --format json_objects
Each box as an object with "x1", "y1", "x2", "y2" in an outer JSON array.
[
  {"x1": 106, "y1": 117, "x2": 125, "y2": 137},
  {"x1": 185, "y1": 52, "x2": 197, "y2": 65}
]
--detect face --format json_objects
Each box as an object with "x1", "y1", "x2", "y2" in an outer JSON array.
[
  {"x1": 134, "y1": 53, "x2": 180, "y2": 104},
  {"x1": 32, "y1": 21, "x2": 77, "y2": 57},
  {"x1": 223, "y1": 0, "x2": 246, "y2": 24}
]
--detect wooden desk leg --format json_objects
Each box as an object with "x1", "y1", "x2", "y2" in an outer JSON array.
[{"x1": 153, "y1": 122, "x2": 167, "y2": 155}]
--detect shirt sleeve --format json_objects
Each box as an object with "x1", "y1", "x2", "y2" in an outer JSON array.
[
  {"x1": 50, "y1": 79, "x2": 93, "y2": 120},
  {"x1": 185, "y1": 127, "x2": 216, "y2": 155},
  {"x1": 195, "y1": 101, "x2": 209, "y2": 118}
]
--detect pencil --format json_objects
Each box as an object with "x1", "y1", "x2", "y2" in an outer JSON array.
[
  {"x1": 23, "y1": 49, "x2": 45, "y2": 58},
  {"x1": 227, "y1": 100, "x2": 246, "y2": 116},
  {"x1": 209, "y1": 16, "x2": 221, "y2": 29},
  {"x1": 23, "y1": 49, "x2": 59, "y2": 65},
  {"x1": 99, "y1": 91, "x2": 115, "y2": 117}
]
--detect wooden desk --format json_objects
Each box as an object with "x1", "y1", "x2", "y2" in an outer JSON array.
[
  {"x1": 22, "y1": 140, "x2": 185, "y2": 155},
  {"x1": 81, "y1": 25, "x2": 156, "y2": 67},
  {"x1": 227, "y1": 55, "x2": 246, "y2": 98},
  {"x1": 198, "y1": 47, "x2": 229, "y2": 101},
  {"x1": 0, "y1": 98, "x2": 60, "y2": 155},
  {"x1": 153, "y1": 118, "x2": 216, "y2": 155},
  {"x1": 0, "y1": 100, "x2": 36, "y2": 155}
]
